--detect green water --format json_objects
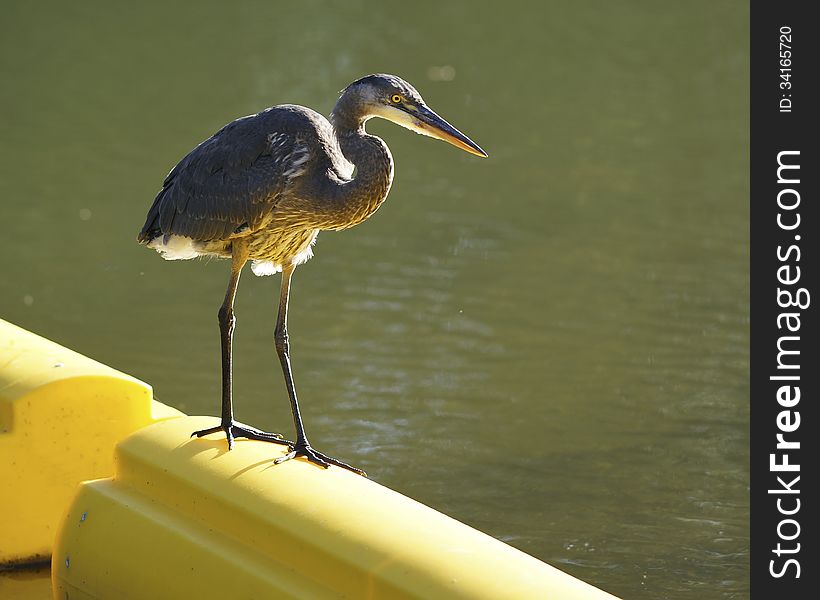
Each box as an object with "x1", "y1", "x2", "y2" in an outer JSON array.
[{"x1": 1, "y1": 1, "x2": 748, "y2": 598}]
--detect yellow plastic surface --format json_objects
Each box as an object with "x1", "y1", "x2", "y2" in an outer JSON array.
[
  {"x1": 52, "y1": 416, "x2": 619, "y2": 600},
  {"x1": 0, "y1": 319, "x2": 183, "y2": 567},
  {"x1": 0, "y1": 567, "x2": 52, "y2": 600}
]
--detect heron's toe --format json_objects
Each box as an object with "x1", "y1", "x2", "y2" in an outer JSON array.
[
  {"x1": 191, "y1": 422, "x2": 293, "y2": 449},
  {"x1": 274, "y1": 443, "x2": 366, "y2": 476}
]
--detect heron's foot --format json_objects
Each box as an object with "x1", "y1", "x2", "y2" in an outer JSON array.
[
  {"x1": 191, "y1": 421, "x2": 294, "y2": 451},
  {"x1": 274, "y1": 442, "x2": 366, "y2": 477}
]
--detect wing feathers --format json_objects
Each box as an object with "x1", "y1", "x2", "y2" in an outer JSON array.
[{"x1": 138, "y1": 108, "x2": 316, "y2": 243}]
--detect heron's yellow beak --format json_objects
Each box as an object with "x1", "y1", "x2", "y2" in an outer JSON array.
[
  {"x1": 375, "y1": 103, "x2": 488, "y2": 158},
  {"x1": 412, "y1": 104, "x2": 488, "y2": 158}
]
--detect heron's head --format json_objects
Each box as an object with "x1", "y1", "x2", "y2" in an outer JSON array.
[{"x1": 332, "y1": 73, "x2": 487, "y2": 158}]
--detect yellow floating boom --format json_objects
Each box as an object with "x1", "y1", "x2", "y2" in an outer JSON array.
[
  {"x1": 52, "y1": 416, "x2": 618, "y2": 599},
  {"x1": 1, "y1": 318, "x2": 618, "y2": 598},
  {"x1": 0, "y1": 319, "x2": 182, "y2": 567}
]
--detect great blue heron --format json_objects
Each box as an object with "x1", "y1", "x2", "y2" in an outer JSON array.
[{"x1": 138, "y1": 73, "x2": 487, "y2": 475}]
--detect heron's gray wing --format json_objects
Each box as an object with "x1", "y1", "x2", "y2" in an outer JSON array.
[{"x1": 138, "y1": 112, "x2": 310, "y2": 242}]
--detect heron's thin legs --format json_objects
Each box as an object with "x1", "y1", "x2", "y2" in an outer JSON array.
[
  {"x1": 272, "y1": 263, "x2": 307, "y2": 443},
  {"x1": 272, "y1": 264, "x2": 366, "y2": 476},
  {"x1": 218, "y1": 241, "x2": 248, "y2": 437},
  {"x1": 192, "y1": 240, "x2": 292, "y2": 450}
]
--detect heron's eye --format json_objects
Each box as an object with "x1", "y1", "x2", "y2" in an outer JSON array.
[{"x1": 390, "y1": 94, "x2": 402, "y2": 104}]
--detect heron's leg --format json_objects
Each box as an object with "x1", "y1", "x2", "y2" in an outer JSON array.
[
  {"x1": 192, "y1": 239, "x2": 292, "y2": 450},
  {"x1": 272, "y1": 263, "x2": 366, "y2": 476}
]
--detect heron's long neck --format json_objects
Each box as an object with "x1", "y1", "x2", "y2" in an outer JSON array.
[{"x1": 327, "y1": 124, "x2": 394, "y2": 231}]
